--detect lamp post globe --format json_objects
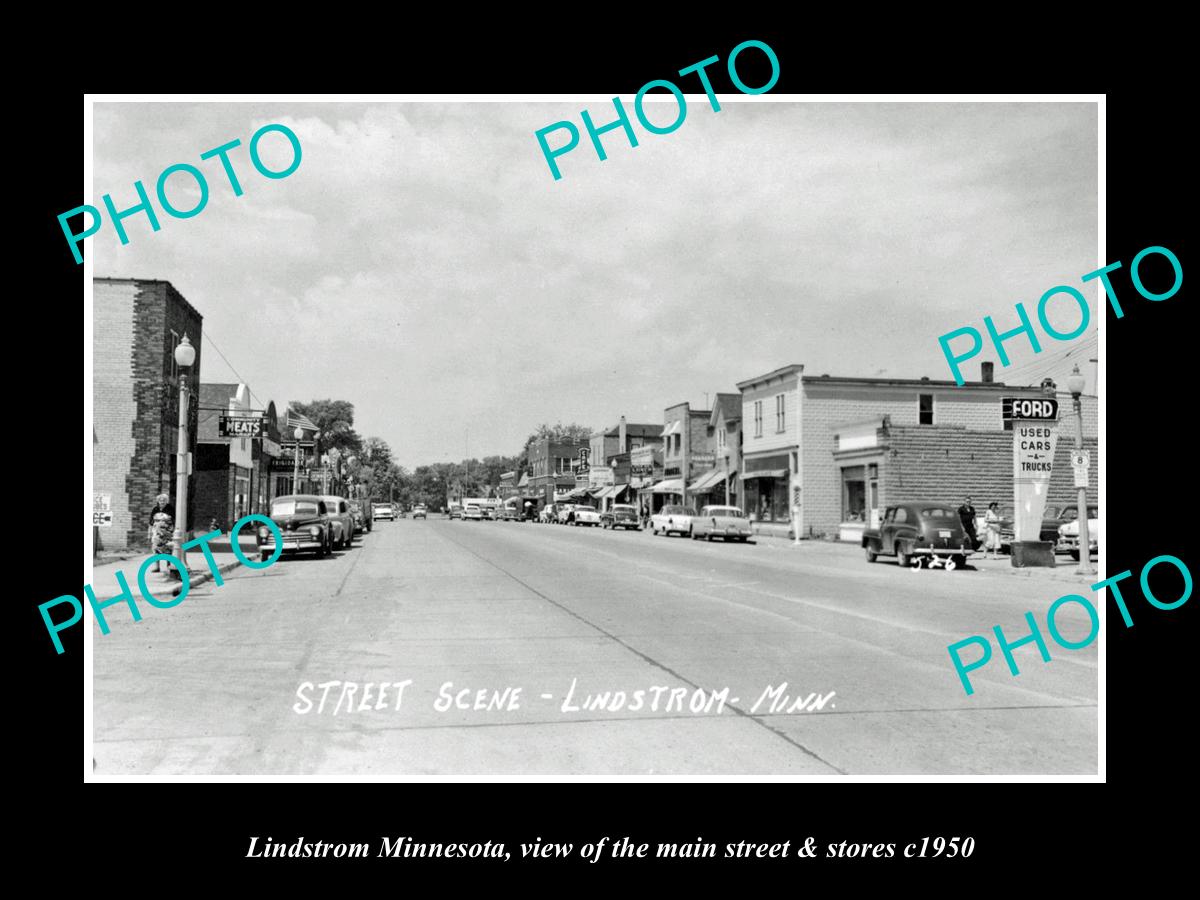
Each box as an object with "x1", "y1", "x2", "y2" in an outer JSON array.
[{"x1": 1067, "y1": 364, "x2": 1085, "y2": 399}]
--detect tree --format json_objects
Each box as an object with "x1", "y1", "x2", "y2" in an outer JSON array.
[{"x1": 290, "y1": 399, "x2": 363, "y2": 456}]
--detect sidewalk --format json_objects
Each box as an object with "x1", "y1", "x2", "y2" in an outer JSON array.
[
  {"x1": 88, "y1": 534, "x2": 260, "y2": 599},
  {"x1": 751, "y1": 531, "x2": 1101, "y2": 586}
]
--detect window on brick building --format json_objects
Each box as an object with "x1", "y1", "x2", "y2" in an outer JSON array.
[{"x1": 919, "y1": 393, "x2": 934, "y2": 425}]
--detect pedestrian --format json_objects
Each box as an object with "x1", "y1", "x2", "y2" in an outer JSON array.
[
  {"x1": 957, "y1": 496, "x2": 979, "y2": 550},
  {"x1": 147, "y1": 492, "x2": 175, "y2": 573},
  {"x1": 984, "y1": 501, "x2": 1003, "y2": 559}
]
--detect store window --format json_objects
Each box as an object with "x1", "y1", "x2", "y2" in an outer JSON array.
[
  {"x1": 919, "y1": 393, "x2": 934, "y2": 425},
  {"x1": 841, "y1": 465, "x2": 866, "y2": 522}
]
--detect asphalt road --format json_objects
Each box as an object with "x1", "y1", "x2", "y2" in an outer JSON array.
[{"x1": 92, "y1": 517, "x2": 1098, "y2": 776}]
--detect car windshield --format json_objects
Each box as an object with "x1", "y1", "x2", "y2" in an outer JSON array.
[
  {"x1": 703, "y1": 507, "x2": 744, "y2": 517},
  {"x1": 273, "y1": 499, "x2": 318, "y2": 516}
]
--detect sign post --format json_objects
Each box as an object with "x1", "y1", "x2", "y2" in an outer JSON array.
[{"x1": 1004, "y1": 396, "x2": 1060, "y2": 567}]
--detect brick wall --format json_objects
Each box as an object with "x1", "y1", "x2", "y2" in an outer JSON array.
[
  {"x1": 882, "y1": 424, "x2": 1098, "y2": 515},
  {"x1": 93, "y1": 281, "x2": 137, "y2": 549},
  {"x1": 94, "y1": 278, "x2": 203, "y2": 549}
]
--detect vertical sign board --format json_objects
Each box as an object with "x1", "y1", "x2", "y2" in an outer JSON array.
[
  {"x1": 93, "y1": 493, "x2": 112, "y2": 527},
  {"x1": 1004, "y1": 397, "x2": 1060, "y2": 542}
]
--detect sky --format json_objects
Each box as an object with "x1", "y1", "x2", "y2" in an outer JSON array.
[{"x1": 91, "y1": 100, "x2": 1099, "y2": 468}]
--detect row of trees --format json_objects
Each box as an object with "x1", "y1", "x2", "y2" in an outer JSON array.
[{"x1": 290, "y1": 402, "x2": 596, "y2": 510}]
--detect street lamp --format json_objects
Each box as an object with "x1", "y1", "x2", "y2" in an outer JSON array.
[
  {"x1": 171, "y1": 335, "x2": 196, "y2": 580},
  {"x1": 1066, "y1": 365, "x2": 1095, "y2": 576},
  {"x1": 293, "y1": 425, "x2": 304, "y2": 494}
]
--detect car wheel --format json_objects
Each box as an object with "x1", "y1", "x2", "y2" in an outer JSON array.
[
  {"x1": 865, "y1": 545, "x2": 878, "y2": 563},
  {"x1": 952, "y1": 554, "x2": 967, "y2": 568},
  {"x1": 897, "y1": 545, "x2": 911, "y2": 568}
]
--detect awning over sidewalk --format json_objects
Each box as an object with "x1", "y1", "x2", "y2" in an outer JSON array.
[
  {"x1": 740, "y1": 469, "x2": 788, "y2": 480},
  {"x1": 688, "y1": 468, "x2": 731, "y2": 493},
  {"x1": 650, "y1": 479, "x2": 684, "y2": 494}
]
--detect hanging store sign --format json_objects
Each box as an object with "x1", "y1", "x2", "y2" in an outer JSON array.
[{"x1": 219, "y1": 415, "x2": 267, "y2": 437}]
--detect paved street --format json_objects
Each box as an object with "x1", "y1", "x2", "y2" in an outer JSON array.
[{"x1": 93, "y1": 518, "x2": 1097, "y2": 776}]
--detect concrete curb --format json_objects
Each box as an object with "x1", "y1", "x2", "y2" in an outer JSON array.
[{"x1": 171, "y1": 557, "x2": 246, "y2": 594}]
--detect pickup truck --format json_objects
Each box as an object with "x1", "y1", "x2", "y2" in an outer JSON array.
[{"x1": 862, "y1": 502, "x2": 975, "y2": 570}]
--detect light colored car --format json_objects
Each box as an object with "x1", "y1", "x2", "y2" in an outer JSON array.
[
  {"x1": 319, "y1": 495, "x2": 356, "y2": 549},
  {"x1": 691, "y1": 505, "x2": 752, "y2": 542},
  {"x1": 373, "y1": 502, "x2": 395, "y2": 521},
  {"x1": 556, "y1": 504, "x2": 577, "y2": 525},
  {"x1": 413, "y1": 505, "x2": 427, "y2": 519},
  {"x1": 539, "y1": 503, "x2": 559, "y2": 524},
  {"x1": 650, "y1": 504, "x2": 698, "y2": 537},
  {"x1": 571, "y1": 506, "x2": 601, "y2": 527},
  {"x1": 1057, "y1": 505, "x2": 1099, "y2": 560},
  {"x1": 464, "y1": 504, "x2": 483, "y2": 521}
]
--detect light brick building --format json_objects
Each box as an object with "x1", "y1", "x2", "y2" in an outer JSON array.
[
  {"x1": 738, "y1": 362, "x2": 1099, "y2": 540},
  {"x1": 93, "y1": 278, "x2": 203, "y2": 550}
]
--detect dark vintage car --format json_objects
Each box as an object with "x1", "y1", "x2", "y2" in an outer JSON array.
[
  {"x1": 600, "y1": 503, "x2": 641, "y2": 531},
  {"x1": 257, "y1": 494, "x2": 332, "y2": 561},
  {"x1": 862, "y1": 502, "x2": 975, "y2": 570}
]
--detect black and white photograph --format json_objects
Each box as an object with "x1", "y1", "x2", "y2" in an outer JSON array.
[{"x1": 82, "y1": 94, "x2": 1103, "y2": 779}]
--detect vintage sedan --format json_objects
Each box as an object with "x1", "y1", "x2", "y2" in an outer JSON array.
[
  {"x1": 691, "y1": 505, "x2": 752, "y2": 542},
  {"x1": 650, "y1": 504, "x2": 698, "y2": 537},
  {"x1": 413, "y1": 505, "x2": 427, "y2": 520},
  {"x1": 538, "y1": 503, "x2": 560, "y2": 524},
  {"x1": 600, "y1": 504, "x2": 641, "y2": 531},
  {"x1": 556, "y1": 504, "x2": 578, "y2": 525},
  {"x1": 463, "y1": 504, "x2": 483, "y2": 521},
  {"x1": 570, "y1": 506, "x2": 602, "y2": 527},
  {"x1": 319, "y1": 495, "x2": 356, "y2": 549},
  {"x1": 862, "y1": 502, "x2": 975, "y2": 570},
  {"x1": 257, "y1": 494, "x2": 332, "y2": 560},
  {"x1": 373, "y1": 502, "x2": 395, "y2": 521},
  {"x1": 448, "y1": 504, "x2": 463, "y2": 519},
  {"x1": 1057, "y1": 505, "x2": 1099, "y2": 559}
]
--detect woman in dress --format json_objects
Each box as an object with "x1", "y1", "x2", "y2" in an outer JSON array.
[
  {"x1": 147, "y1": 492, "x2": 175, "y2": 572},
  {"x1": 984, "y1": 501, "x2": 1003, "y2": 559}
]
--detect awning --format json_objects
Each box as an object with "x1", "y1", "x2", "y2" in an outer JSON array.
[
  {"x1": 688, "y1": 468, "x2": 728, "y2": 493},
  {"x1": 565, "y1": 486, "x2": 591, "y2": 500},
  {"x1": 587, "y1": 485, "x2": 609, "y2": 497},
  {"x1": 611, "y1": 483, "x2": 630, "y2": 499},
  {"x1": 650, "y1": 479, "x2": 684, "y2": 494},
  {"x1": 660, "y1": 421, "x2": 680, "y2": 437},
  {"x1": 741, "y1": 469, "x2": 788, "y2": 480}
]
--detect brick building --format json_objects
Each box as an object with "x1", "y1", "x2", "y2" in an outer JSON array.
[
  {"x1": 93, "y1": 277, "x2": 203, "y2": 551},
  {"x1": 652, "y1": 402, "x2": 712, "y2": 512},
  {"x1": 193, "y1": 383, "x2": 256, "y2": 532},
  {"x1": 590, "y1": 417, "x2": 662, "y2": 510},
  {"x1": 736, "y1": 361, "x2": 1099, "y2": 540},
  {"x1": 527, "y1": 436, "x2": 589, "y2": 505}
]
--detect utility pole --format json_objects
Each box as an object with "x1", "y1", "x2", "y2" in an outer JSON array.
[{"x1": 681, "y1": 404, "x2": 689, "y2": 511}]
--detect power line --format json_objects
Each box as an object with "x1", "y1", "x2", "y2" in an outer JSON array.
[
  {"x1": 199, "y1": 327, "x2": 271, "y2": 412},
  {"x1": 994, "y1": 333, "x2": 1098, "y2": 385}
]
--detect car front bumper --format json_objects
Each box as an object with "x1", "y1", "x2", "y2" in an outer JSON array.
[{"x1": 260, "y1": 534, "x2": 323, "y2": 552}]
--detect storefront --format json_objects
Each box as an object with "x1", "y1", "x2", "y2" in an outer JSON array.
[{"x1": 741, "y1": 454, "x2": 792, "y2": 523}]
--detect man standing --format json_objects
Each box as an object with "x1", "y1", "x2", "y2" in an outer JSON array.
[{"x1": 958, "y1": 496, "x2": 979, "y2": 549}]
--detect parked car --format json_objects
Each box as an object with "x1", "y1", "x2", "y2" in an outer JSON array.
[
  {"x1": 373, "y1": 502, "x2": 395, "y2": 521},
  {"x1": 257, "y1": 494, "x2": 332, "y2": 560},
  {"x1": 570, "y1": 506, "x2": 601, "y2": 527},
  {"x1": 448, "y1": 504, "x2": 463, "y2": 520},
  {"x1": 556, "y1": 504, "x2": 577, "y2": 525},
  {"x1": 1057, "y1": 505, "x2": 1099, "y2": 559},
  {"x1": 650, "y1": 504, "x2": 698, "y2": 537},
  {"x1": 348, "y1": 499, "x2": 372, "y2": 533},
  {"x1": 691, "y1": 505, "x2": 752, "y2": 542},
  {"x1": 318, "y1": 495, "x2": 357, "y2": 549},
  {"x1": 481, "y1": 505, "x2": 496, "y2": 520},
  {"x1": 464, "y1": 504, "x2": 483, "y2": 521},
  {"x1": 862, "y1": 502, "x2": 975, "y2": 570},
  {"x1": 539, "y1": 503, "x2": 559, "y2": 524},
  {"x1": 600, "y1": 504, "x2": 641, "y2": 531},
  {"x1": 413, "y1": 505, "x2": 427, "y2": 520}
]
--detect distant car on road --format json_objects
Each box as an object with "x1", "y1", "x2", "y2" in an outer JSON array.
[
  {"x1": 258, "y1": 494, "x2": 332, "y2": 560},
  {"x1": 862, "y1": 502, "x2": 975, "y2": 570},
  {"x1": 413, "y1": 505, "x2": 427, "y2": 519},
  {"x1": 464, "y1": 504, "x2": 483, "y2": 521},
  {"x1": 691, "y1": 505, "x2": 752, "y2": 542},
  {"x1": 650, "y1": 505, "x2": 698, "y2": 537},
  {"x1": 570, "y1": 506, "x2": 601, "y2": 527},
  {"x1": 318, "y1": 495, "x2": 356, "y2": 549},
  {"x1": 373, "y1": 502, "x2": 395, "y2": 521},
  {"x1": 600, "y1": 504, "x2": 641, "y2": 531},
  {"x1": 448, "y1": 504, "x2": 463, "y2": 520}
]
